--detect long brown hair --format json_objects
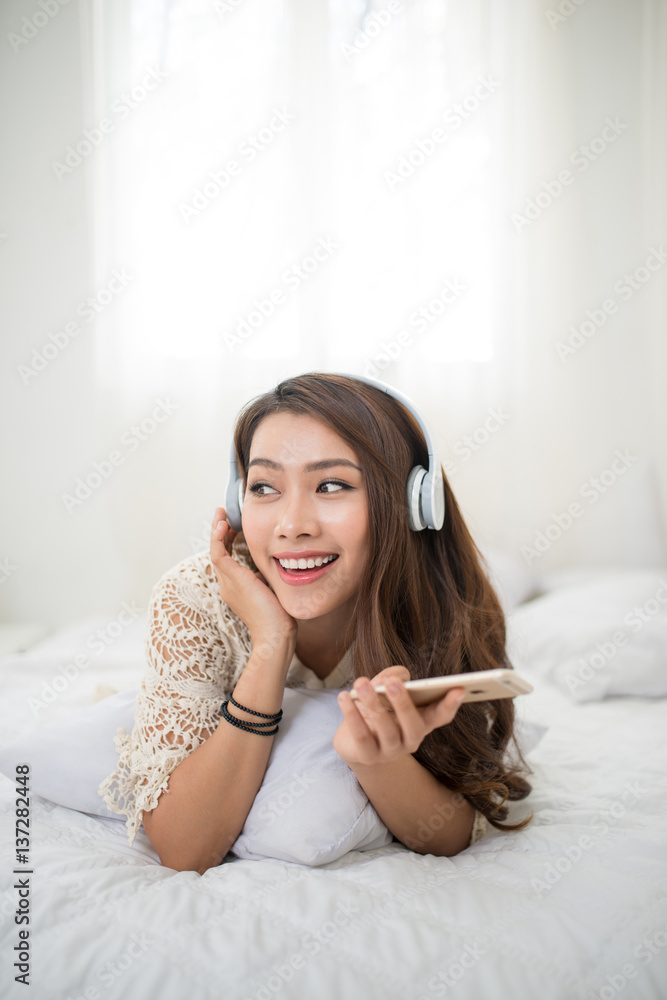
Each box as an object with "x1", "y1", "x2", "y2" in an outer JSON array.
[{"x1": 233, "y1": 372, "x2": 533, "y2": 833}]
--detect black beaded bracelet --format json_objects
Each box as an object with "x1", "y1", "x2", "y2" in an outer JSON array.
[
  {"x1": 221, "y1": 701, "x2": 277, "y2": 727},
  {"x1": 220, "y1": 701, "x2": 279, "y2": 735},
  {"x1": 229, "y1": 694, "x2": 283, "y2": 721}
]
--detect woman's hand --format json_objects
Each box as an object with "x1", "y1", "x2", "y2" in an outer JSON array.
[
  {"x1": 332, "y1": 665, "x2": 466, "y2": 768},
  {"x1": 210, "y1": 506, "x2": 297, "y2": 648}
]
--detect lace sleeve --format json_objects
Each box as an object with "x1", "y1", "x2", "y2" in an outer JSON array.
[
  {"x1": 98, "y1": 549, "x2": 253, "y2": 846},
  {"x1": 468, "y1": 810, "x2": 488, "y2": 846}
]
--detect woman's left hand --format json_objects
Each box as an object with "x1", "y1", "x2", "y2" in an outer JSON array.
[{"x1": 332, "y1": 666, "x2": 466, "y2": 768}]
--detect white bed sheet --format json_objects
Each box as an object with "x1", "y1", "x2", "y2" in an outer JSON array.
[{"x1": 1, "y1": 600, "x2": 666, "y2": 1000}]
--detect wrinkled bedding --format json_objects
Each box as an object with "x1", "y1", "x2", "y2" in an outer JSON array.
[{"x1": 1, "y1": 593, "x2": 666, "y2": 1000}]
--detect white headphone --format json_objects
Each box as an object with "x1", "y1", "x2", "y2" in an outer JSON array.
[{"x1": 224, "y1": 372, "x2": 445, "y2": 533}]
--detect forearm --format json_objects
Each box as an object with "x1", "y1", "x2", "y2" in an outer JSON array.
[
  {"x1": 349, "y1": 754, "x2": 475, "y2": 857},
  {"x1": 142, "y1": 639, "x2": 293, "y2": 874}
]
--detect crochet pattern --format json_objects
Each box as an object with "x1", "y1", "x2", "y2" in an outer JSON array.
[{"x1": 98, "y1": 535, "x2": 488, "y2": 849}]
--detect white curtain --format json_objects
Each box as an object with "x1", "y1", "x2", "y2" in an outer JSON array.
[{"x1": 79, "y1": 0, "x2": 667, "y2": 608}]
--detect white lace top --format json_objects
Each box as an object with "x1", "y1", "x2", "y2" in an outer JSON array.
[{"x1": 98, "y1": 536, "x2": 488, "y2": 852}]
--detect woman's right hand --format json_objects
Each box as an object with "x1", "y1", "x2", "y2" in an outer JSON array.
[{"x1": 210, "y1": 506, "x2": 297, "y2": 651}]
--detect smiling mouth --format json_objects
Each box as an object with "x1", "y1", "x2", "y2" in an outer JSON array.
[
  {"x1": 277, "y1": 554, "x2": 338, "y2": 571},
  {"x1": 272, "y1": 554, "x2": 339, "y2": 582}
]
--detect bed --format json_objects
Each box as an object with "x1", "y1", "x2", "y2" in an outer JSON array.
[{"x1": 1, "y1": 563, "x2": 666, "y2": 1000}]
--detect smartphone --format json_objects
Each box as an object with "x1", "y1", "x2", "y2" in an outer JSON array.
[{"x1": 348, "y1": 668, "x2": 533, "y2": 711}]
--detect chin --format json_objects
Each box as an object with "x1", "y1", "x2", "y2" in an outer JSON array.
[{"x1": 277, "y1": 588, "x2": 339, "y2": 621}]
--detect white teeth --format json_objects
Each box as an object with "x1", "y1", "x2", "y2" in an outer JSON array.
[{"x1": 277, "y1": 554, "x2": 337, "y2": 570}]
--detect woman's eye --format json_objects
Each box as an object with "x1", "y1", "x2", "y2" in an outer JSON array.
[
  {"x1": 248, "y1": 482, "x2": 276, "y2": 496},
  {"x1": 318, "y1": 480, "x2": 350, "y2": 493},
  {"x1": 248, "y1": 480, "x2": 351, "y2": 496}
]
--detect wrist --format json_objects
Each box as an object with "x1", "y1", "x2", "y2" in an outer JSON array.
[
  {"x1": 345, "y1": 752, "x2": 414, "y2": 775},
  {"x1": 248, "y1": 631, "x2": 296, "y2": 671}
]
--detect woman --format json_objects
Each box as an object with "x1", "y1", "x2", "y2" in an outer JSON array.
[{"x1": 99, "y1": 372, "x2": 533, "y2": 873}]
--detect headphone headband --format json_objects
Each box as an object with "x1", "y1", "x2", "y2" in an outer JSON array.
[
  {"x1": 334, "y1": 372, "x2": 438, "y2": 466},
  {"x1": 225, "y1": 372, "x2": 445, "y2": 533}
]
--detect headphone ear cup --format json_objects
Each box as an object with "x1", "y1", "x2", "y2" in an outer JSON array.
[
  {"x1": 225, "y1": 475, "x2": 243, "y2": 532},
  {"x1": 422, "y1": 466, "x2": 445, "y2": 530},
  {"x1": 406, "y1": 466, "x2": 427, "y2": 531}
]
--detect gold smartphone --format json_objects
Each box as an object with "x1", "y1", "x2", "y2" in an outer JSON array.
[{"x1": 349, "y1": 668, "x2": 533, "y2": 711}]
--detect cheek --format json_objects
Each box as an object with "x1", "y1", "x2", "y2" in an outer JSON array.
[
  {"x1": 345, "y1": 506, "x2": 369, "y2": 552},
  {"x1": 241, "y1": 499, "x2": 272, "y2": 530},
  {"x1": 333, "y1": 495, "x2": 368, "y2": 532},
  {"x1": 239, "y1": 508, "x2": 268, "y2": 553},
  {"x1": 339, "y1": 511, "x2": 370, "y2": 577}
]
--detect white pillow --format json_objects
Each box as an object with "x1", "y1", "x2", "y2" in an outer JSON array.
[
  {"x1": 506, "y1": 570, "x2": 667, "y2": 701},
  {"x1": 0, "y1": 686, "x2": 547, "y2": 864},
  {"x1": 478, "y1": 545, "x2": 539, "y2": 614},
  {"x1": 0, "y1": 688, "x2": 138, "y2": 820},
  {"x1": 0, "y1": 688, "x2": 392, "y2": 865},
  {"x1": 229, "y1": 689, "x2": 393, "y2": 864}
]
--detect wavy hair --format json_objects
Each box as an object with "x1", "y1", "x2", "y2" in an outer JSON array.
[{"x1": 232, "y1": 372, "x2": 533, "y2": 833}]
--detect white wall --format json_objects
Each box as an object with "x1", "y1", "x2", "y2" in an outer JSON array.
[
  {"x1": 0, "y1": 0, "x2": 127, "y2": 627},
  {"x1": 1, "y1": 0, "x2": 665, "y2": 633}
]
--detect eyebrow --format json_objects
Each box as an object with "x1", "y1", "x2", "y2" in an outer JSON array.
[{"x1": 247, "y1": 458, "x2": 362, "y2": 474}]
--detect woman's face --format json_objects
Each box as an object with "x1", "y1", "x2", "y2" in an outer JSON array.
[{"x1": 241, "y1": 412, "x2": 369, "y2": 622}]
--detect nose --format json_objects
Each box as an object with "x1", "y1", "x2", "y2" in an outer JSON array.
[{"x1": 274, "y1": 484, "x2": 320, "y2": 540}]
